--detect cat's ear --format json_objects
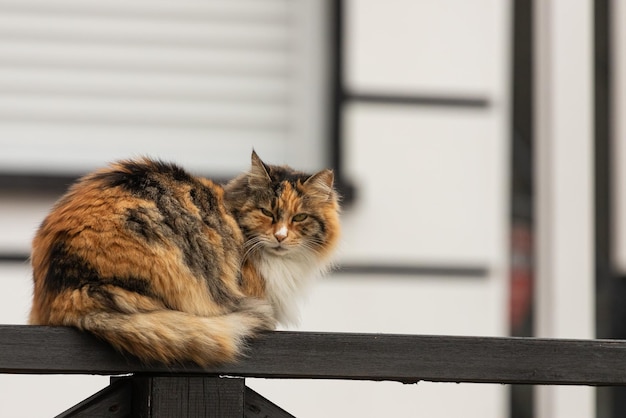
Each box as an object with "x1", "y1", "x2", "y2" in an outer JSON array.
[
  {"x1": 249, "y1": 150, "x2": 272, "y2": 189},
  {"x1": 303, "y1": 169, "x2": 335, "y2": 201}
]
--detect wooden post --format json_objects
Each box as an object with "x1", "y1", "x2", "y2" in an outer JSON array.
[
  {"x1": 55, "y1": 375, "x2": 295, "y2": 418},
  {"x1": 55, "y1": 378, "x2": 133, "y2": 418},
  {"x1": 132, "y1": 376, "x2": 245, "y2": 418}
]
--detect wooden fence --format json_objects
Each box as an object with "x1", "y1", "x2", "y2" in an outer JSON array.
[{"x1": 2, "y1": 325, "x2": 626, "y2": 417}]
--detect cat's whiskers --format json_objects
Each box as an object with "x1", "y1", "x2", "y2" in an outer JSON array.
[
  {"x1": 242, "y1": 236, "x2": 267, "y2": 264},
  {"x1": 300, "y1": 239, "x2": 324, "y2": 253}
]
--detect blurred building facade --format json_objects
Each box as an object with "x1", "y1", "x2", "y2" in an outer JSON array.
[{"x1": 0, "y1": 1, "x2": 618, "y2": 417}]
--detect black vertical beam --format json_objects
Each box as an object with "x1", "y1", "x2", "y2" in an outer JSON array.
[
  {"x1": 594, "y1": 1, "x2": 621, "y2": 418},
  {"x1": 55, "y1": 378, "x2": 132, "y2": 417},
  {"x1": 594, "y1": 0, "x2": 612, "y2": 340},
  {"x1": 245, "y1": 387, "x2": 296, "y2": 418},
  {"x1": 329, "y1": 0, "x2": 345, "y2": 181},
  {"x1": 132, "y1": 376, "x2": 245, "y2": 418},
  {"x1": 510, "y1": 0, "x2": 534, "y2": 417},
  {"x1": 327, "y1": 0, "x2": 356, "y2": 203}
]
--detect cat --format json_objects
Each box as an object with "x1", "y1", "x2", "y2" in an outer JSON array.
[{"x1": 29, "y1": 151, "x2": 340, "y2": 366}]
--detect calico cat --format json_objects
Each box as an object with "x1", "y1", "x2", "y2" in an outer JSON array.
[{"x1": 29, "y1": 151, "x2": 340, "y2": 366}]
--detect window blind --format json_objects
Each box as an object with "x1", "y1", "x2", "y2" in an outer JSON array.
[{"x1": 0, "y1": 0, "x2": 329, "y2": 176}]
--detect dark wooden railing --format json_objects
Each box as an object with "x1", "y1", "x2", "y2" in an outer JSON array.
[{"x1": 2, "y1": 325, "x2": 626, "y2": 417}]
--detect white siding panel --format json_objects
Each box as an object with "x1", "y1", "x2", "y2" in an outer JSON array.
[
  {"x1": 346, "y1": 0, "x2": 502, "y2": 96},
  {"x1": 0, "y1": 41, "x2": 289, "y2": 75},
  {"x1": 0, "y1": 193, "x2": 56, "y2": 252},
  {"x1": 0, "y1": 123, "x2": 287, "y2": 174},
  {"x1": 0, "y1": 12, "x2": 290, "y2": 48},
  {"x1": 0, "y1": 0, "x2": 291, "y2": 20},
  {"x1": 341, "y1": 104, "x2": 501, "y2": 265},
  {"x1": 0, "y1": 69, "x2": 288, "y2": 102},
  {"x1": 0, "y1": 94, "x2": 287, "y2": 127}
]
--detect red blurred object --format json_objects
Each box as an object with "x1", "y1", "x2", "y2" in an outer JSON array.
[{"x1": 510, "y1": 222, "x2": 533, "y2": 333}]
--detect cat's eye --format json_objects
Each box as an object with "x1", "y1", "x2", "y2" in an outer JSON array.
[
  {"x1": 292, "y1": 213, "x2": 308, "y2": 222},
  {"x1": 260, "y1": 208, "x2": 274, "y2": 218}
]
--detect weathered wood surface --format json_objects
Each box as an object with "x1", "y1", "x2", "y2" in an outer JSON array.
[
  {"x1": 55, "y1": 376, "x2": 295, "y2": 418},
  {"x1": 132, "y1": 376, "x2": 245, "y2": 418},
  {"x1": 56, "y1": 378, "x2": 132, "y2": 418},
  {"x1": 244, "y1": 386, "x2": 295, "y2": 418},
  {"x1": 2, "y1": 325, "x2": 626, "y2": 386}
]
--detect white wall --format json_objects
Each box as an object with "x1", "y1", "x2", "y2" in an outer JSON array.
[
  {"x1": 0, "y1": 1, "x2": 512, "y2": 417},
  {"x1": 534, "y1": 1, "x2": 595, "y2": 417}
]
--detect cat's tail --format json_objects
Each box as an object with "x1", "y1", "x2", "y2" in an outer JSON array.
[{"x1": 76, "y1": 299, "x2": 275, "y2": 366}]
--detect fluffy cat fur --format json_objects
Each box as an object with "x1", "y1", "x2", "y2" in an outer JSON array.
[{"x1": 29, "y1": 151, "x2": 340, "y2": 366}]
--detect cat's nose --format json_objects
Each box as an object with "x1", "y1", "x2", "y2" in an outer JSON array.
[{"x1": 274, "y1": 225, "x2": 288, "y2": 242}]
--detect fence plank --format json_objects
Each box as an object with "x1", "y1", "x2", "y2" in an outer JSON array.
[
  {"x1": 132, "y1": 376, "x2": 244, "y2": 418},
  {"x1": 245, "y1": 386, "x2": 295, "y2": 418},
  {"x1": 3, "y1": 325, "x2": 626, "y2": 385},
  {"x1": 55, "y1": 378, "x2": 132, "y2": 418}
]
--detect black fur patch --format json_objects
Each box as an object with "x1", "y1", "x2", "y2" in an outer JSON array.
[
  {"x1": 261, "y1": 167, "x2": 309, "y2": 200},
  {"x1": 94, "y1": 159, "x2": 194, "y2": 199},
  {"x1": 43, "y1": 241, "x2": 153, "y2": 300},
  {"x1": 298, "y1": 214, "x2": 326, "y2": 249},
  {"x1": 189, "y1": 186, "x2": 219, "y2": 216},
  {"x1": 268, "y1": 166, "x2": 308, "y2": 186},
  {"x1": 43, "y1": 241, "x2": 95, "y2": 294},
  {"x1": 125, "y1": 207, "x2": 160, "y2": 242},
  {"x1": 308, "y1": 214, "x2": 327, "y2": 235}
]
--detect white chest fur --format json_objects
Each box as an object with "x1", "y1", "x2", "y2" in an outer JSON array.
[{"x1": 256, "y1": 252, "x2": 326, "y2": 327}]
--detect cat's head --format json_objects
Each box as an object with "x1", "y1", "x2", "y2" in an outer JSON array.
[{"x1": 225, "y1": 151, "x2": 340, "y2": 262}]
